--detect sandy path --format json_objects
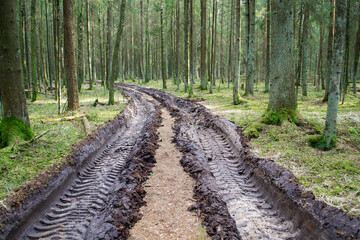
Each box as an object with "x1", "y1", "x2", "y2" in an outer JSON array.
[{"x1": 129, "y1": 108, "x2": 209, "y2": 240}]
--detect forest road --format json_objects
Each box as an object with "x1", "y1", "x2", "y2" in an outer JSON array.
[{"x1": 4, "y1": 84, "x2": 360, "y2": 240}]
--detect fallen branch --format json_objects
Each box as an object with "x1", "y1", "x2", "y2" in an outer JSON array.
[
  {"x1": 25, "y1": 89, "x2": 54, "y2": 96},
  {"x1": 31, "y1": 130, "x2": 50, "y2": 142},
  {"x1": 42, "y1": 114, "x2": 86, "y2": 124}
]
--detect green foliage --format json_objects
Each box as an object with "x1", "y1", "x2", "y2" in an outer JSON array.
[
  {"x1": 261, "y1": 108, "x2": 298, "y2": 125},
  {"x1": 349, "y1": 127, "x2": 359, "y2": 135},
  {"x1": 0, "y1": 117, "x2": 33, "y2": 148}
]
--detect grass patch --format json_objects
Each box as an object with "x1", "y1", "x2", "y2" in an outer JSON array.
[
  {"x1": 0, "y1": 84, "x2": 125, "y2": 202},
  {"x1": 132, "y1": 78, "x2": 360, "y2": 216}
]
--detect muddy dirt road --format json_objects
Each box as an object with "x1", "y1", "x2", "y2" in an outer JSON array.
[{"x1": 1, "y1": 84, "x2": 359, "y2": 240}]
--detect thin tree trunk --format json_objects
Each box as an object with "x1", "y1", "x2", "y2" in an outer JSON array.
[
  {"x1": 108, "y1": 0, "x2": 127, "y2": 105},
  {"x1": 341, "y1": 0, "x2": 350, "y2": 104},
  {"x1": 106, "y1": 2, "x2": 112, "y2": 88},
  {"x1": 301, "y1": 5, "x2": 309, "y2": 96},
  {"x1": 161, "y1": 0, "x2": 167, "y2": 89},
  {"x1": 233, "y1": 0, "x2": 241, "y2": 104},
  {"x1": 245, "y1": 0, "x2": 255, "y2": 95},
  {"x1": 77, "y1": 0, "x2": 84, "y2": 91},
  {"x1": 227, "y1": 0, "x2": 234, "y2": 88},
  {"x1": 323, "y1": 0, "x2": 347, "y2": 149},
  {"x1": 86, "y1": 0, "x2": 93, "y2": 89},
  {"x1": 24, "y1": 1, "x2": 32, "y2": 98},
  {"x1": 40, "y1": 0, "x2": 48, "y2": 93},
  {"x1": 31, "y1": 0, "x2": 39, "y2": 102},
  {"x1": 183, "y1": 0, "x2": 189, "y2": 92},
  {"x1": 209, "y1": 0, "x2": 217, "y2": 94},
  {"x1": 189, "y1": 0, "x2": 194, "y2": 96},
  {"x1": 141, "y1": 0, "x2": 146, "y2": 83},
  {"x1": 200, "y1": 0, "x2": 207, "y2": 90},
  {"x1": 265, "y1": 0, "x2": 270, "y2": 93},
  {"x1": 323, "y1": 0, "x2": 335, "y2": 102},
  {"x1": 175, "y1": 0, "x2": 180, "y2": 89}
]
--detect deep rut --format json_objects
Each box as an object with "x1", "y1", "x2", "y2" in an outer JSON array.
[
  {"x1": 8, "y1": 89, "x2": 161, "y2": 239},
  {"x1": 198, "y1": 127, "x2": 297, "y2": 239}
]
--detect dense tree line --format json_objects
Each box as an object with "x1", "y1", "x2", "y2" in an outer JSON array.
[{"x1": 0, "y1": 0, "x2": 359, "y2": 149}]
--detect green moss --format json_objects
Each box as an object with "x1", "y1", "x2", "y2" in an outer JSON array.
[
  {"x1": 309, "y1": 135, "x2": 337, "y2": 151},
  {"x1": 0, "y1": 117, "x2": 33, "y2": 148},
  {"x1": 261, "y1": 108, "x2": 298, "y2": 125},
  {"x1": 244, "y1": 122, "x2": 264, "y2": 139}
]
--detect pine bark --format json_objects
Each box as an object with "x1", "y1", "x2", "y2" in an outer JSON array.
[
  {"x1": 108, "y1": 0, "x2": 127, "y2": 105},
  {"x1": 86, "y1": 0, "x2": 93, "y2": 89},
  {"x1": 30, "y1": 0, "x2": 39, "y2": 102},
  {"x1": 351, "y1": 3, "x2": 360, "y2": 94},
  {"x1": 106, "y1": 2, "x2": 112, "y2": 88},
  {"x1": 301, "y1": 5, "x2": 309, "y2": 96},
  {"x1": 189, "y1": 0, "x2": 194, "y2": 96},
  {"x1": 0, "y1": 0, "x2": 30, "y2": 125},
  {"x1": 269, "y1": 0, "x2": 296, "y2": 111},
  {"x1": 77, "y1": 0, "x2": 84, "y2": 91},
  {"x1": 323, "y1": 0, "x2": 347, "y2": 148},
  {"x1": 233, "y1": 0, "x2": 241, "y2": 105},
  {"x1": 183, "y1": 0, "x2": 189, "y2": 92},
  {"x1": 64, "y1": 0, "x2": 80, "y2": 111},
  {"x1": 245, "y1": 0, "x2": 255, "y2": 95},
  {"x1": 161, "y1": 0, "x2": 167, "y2": 89},
  {"x1": 265, "y1": 0, "x2": 270, "y2": 93},
  {"x1": 323, "y1": 0, "x2": 335, "y2": 102},
  {"x1": 200, "y1": 0, "x2": 207, "y2": 90}
]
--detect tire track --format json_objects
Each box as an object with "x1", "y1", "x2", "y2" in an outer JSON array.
[
  {"x1": 18, "y1": 90, "x2": 159, "y2": 239},
  {"x1": 198, "y1": 127, "x2": 298, "y2": 239}
]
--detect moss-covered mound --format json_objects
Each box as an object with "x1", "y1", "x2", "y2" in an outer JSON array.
[{"x1": 0, "y1": 117, "x2": 33, "y2": 148}]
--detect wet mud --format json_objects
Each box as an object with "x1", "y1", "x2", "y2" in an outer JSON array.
[
  {"x1": 1, "y1": 83, "x2": 359, "y2": 240},
  {"x1": 1, "y1": 87, "x2": 161, "y2": 239},
  {"x1": 126, "y1": 84, "x2": 360, "y2": 240}
]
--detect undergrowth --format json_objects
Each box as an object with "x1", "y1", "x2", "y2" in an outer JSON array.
[
  {"x1": 0, "y1": 84, "x2": 125, "y2": 202},
  {"x1": 135, "y1": 78, "x2": 360, "y2": 216}
]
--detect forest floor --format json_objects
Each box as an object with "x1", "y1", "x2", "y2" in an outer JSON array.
[
  {"x1": 134, "y1": 78, "x2": 360, "y2": 216},
  {"x1": 0, "y1": 83, "x2": 125, "y2": 205}
]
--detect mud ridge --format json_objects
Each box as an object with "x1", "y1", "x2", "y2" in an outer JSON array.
[
  {"x1": 124, "y1": 84, "x2": 360, "y2": 240},
  {"x1": 1, "y1": 86, "x2": 161, "y2": 239}
]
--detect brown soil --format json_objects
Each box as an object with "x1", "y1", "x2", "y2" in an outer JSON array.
[{"x1": 129, "y1": 108, "x2": 209, "y2": 240}]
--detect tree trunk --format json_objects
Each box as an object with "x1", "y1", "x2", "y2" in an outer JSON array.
[
  {"x1": 106, "y1": 2, "x2": 112, "y2": 89},
  {"x1": 245, "y1": 0, "x2": 255, "y2": 95},
  {"x1": 183, "y1": 0, "x2": 189, "y2": 92},
  {"x1": 86, "y1": 0, "x2": 93, "y2": 89},
  {"x1": 141, "y1": 0, "x2": 146, "y2": 84},
  {"x1": 40, "y1": 0, "x2": 48, "y2": 93},
  {"x1": 351, "y1": 3, "x2": 360, "y2": 94},
  {"x1": 295, "y1": 3, "x2": 304, "y2": 98},
  {"x1": 200, "y1": 0, "x2": 207, "y2": 90},
  {"x1": 233, "y1": 0, "x2": 241, "y2": 104},
  {"x1": 31, "y1": 0, "x2": 39, "y2": 102},
  {"x1": 227, "y1": 0, "x2": 234, "y2": 88},
  {"x1": 301, "y1": 5, "x2": 309, "y2": 97},
  {"x1": 161, "y1": 0, "x2": 167, "y2": 89},
  {"x1": 175, "y1": 0, "x2": 180, "y2": 89},
  {"x1": 24, "y1": 1, "x2": 32, "y2": 98},
  {"x1": 77, "y1": 0, "x2": 84, "y2": 91},
  {"x1": 108, "y1": 0, "x2": 127, "y2": 105},
  {"x1": 209, "y1": 0, "x2": 217, "y2": 94},
  {"x1": 0, "y1": 0, "x2": 30, "y2": 125},
  {"x1": 322, "y1": 0, "x2": 347, "y2": 149},
  {"x1": 341, "y1": 0, "x2": 350, "y2": 104},
  {"x1": 323, "y1": 0, "x2": 335, "y2": 102},
  {"x1": 265, "y1": 0, "x2": 270, "y2": 93},
  {"x1": 268, "y1": 0, "x2": 296, "y2": 112},
  {"x1": 64, "y1": 0, "x2": 80, "y2": 111},
  {"x1": 189, "y1": 0, "x2": 194, "y2": 96}
]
